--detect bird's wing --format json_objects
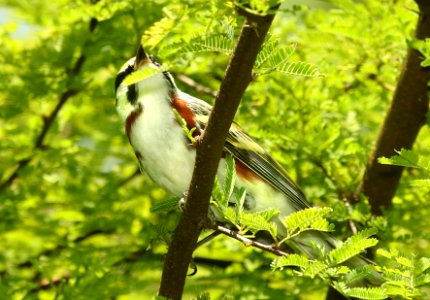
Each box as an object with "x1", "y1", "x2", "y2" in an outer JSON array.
[
  {"x1": 178, "y1": 91, "x2": 311, "y2": 211},
  {"x1": 224, "y1": 124, "x2": 311, "y2": 211}
]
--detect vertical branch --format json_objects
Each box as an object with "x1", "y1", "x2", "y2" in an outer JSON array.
[
  {"x1": 357, "y1": 1, "x2": 430, "y2": 215},
  {"x1": 158, "y1": 6, "x2": 279, "y2": 300}
]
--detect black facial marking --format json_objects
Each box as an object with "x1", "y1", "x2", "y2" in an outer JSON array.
[
  {"x1": 115, "y1": 64, "x2": 134, "y2": 92},
  {"x1": 162, "y1": 71, "x2": 175, "y2": 89},
  {"x1": 127, "y1": 83, "x2": 137, "y2": 104}
]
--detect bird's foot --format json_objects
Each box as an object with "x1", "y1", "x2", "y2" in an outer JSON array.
[
  {"x1": 191, "y1": 135, "x2": 203, "y2": 147},
  {"x1": 178, "y1": 192, "x2": 188, "y2": 212}
]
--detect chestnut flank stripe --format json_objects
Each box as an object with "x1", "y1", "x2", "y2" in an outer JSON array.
[
  {"x1": 125, "y1": 103, "x2": 143, "y2": 138},
  {"x1": 235, "y1": 159, "x2": 260, "y2": 181},
  {"x1": 172, "y1": 98, "x2": 201, "y2": 137}
]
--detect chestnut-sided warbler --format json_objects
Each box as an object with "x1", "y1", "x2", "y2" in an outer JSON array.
[{"x1": 115, "y1": 46, "x2": 374, "y2": 273}]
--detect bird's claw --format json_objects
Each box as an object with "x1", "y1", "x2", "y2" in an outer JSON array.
[
  {"x1": 191, "y1": 135, "x2": 203, "y2": 146},
  {"x1": 178, "y1": 192, "x2": 187, "y2": 212}
]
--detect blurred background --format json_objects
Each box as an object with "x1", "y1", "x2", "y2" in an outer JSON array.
[{"x1": 0, "y1": 0, "x2": 429, "y2": 299}]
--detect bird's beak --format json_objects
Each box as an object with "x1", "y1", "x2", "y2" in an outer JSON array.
[{"x1": 134, "y1": 45, "x2": 149, "y2": 70}]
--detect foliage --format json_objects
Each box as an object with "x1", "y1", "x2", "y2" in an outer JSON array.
[
  {"x1": 377, "y1": 150, "x2": 430, "y2": 299},
  {"x1": 379, "y1": 149, "x2": 430, "y2": 172},
  {"x1": 376, "y1": 249, "x2": 430, "y2": 299},
  {"x1": 412, "y1": 38, "x2": 430, "y2": 67},
  {"x1": 0, "y1": 0, "x2": 429, "y2": 299}
]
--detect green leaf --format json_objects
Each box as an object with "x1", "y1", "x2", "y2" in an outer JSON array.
[
  {"x1": 239, "y1": 209, "x2": 279, "y2": 237},
  {"x1": 325, "y1": 265, "x2": 351, "y2": 277},
  {"x1": 416, "y1": 257, "x2": 430, "y2": 274},
  {"x1": 344, "y1": 287, "x2": 387, "y2": 299},
  {"x1": 254, "y1": 35, "x2": 321, "y2": 78},
  {"x1": 411, "y1": 38, "x2": 430, "y2": 67},
  {"x1": 150, "y1": 196, "x2": 181, "y2": 213},
  {"x1": 395, "y1": 256, "x2": 412, "y2": 268},
  {"x1": 411, "y1": 179, "x2": 430, "y2": 187},
  {"x1": 422, "y1": 58, "x2": 430, "y2": 67},
  {"x1": 221, "y1": 20, "x2": 235, "y2": 41},
  {"x1": 342, "y1": 267, "x2": 373, "y2": 285},
  {"x1": 182, "y1": 34, "x2": 234, "y2": 55},
  {"x1": 415, "y1": 274, "x2": 430, "y2": 287},
  {"x1": 123, "y1": 67, "x2": 166, "y2": 86},
  {"x1": 272, "y1": 254, "x2": 328, "y2": 278},
  {"x1": 256, "y1": 42, "x2": 296, "y2": 69},
  {"x1": 172, "y1": 108, "x2": 196, "y2": 143},
  {"x1": 283, "y1": 207, "x2": 333, "y2": 237},
  {"x1": 211, "y1": 177, "x2": 224, "y2": 205},
  {"x1": 378, "y1": 149, "x2": 429, "y2": 171},
  {"x1": 328, "y1": 228, "x2": 378, "y2": 265},
  {"x1": 383, "y1": 283, "x2": 415, "y2": 299},
  {"x1": 255, "y1": 37, "x2": 281, "y2": 67},
  {"x1": 303, "y1": 260, "x2": 329, "y2": 278},
  {"x1": 271, "y1": 253, "x2": 309, "y2": 270},
  {"x1": 195, "y1": 292, "x2": 211, "y2": 300},
  {"x1": 224, "y1": 207, "x2": 239, "y2": 225},
  {"x1": 235, "y1": 187, "x2": 247, "y2": 216},
  {"x1": 273, "y1": 61, "x2": 321, "y2": 77},
  {"x1": 376, "y1": 248, "x2": 394, "y2": 259},
  {"x1": 381, "y1": 267, "x2": 412, "y2": 281},
  {"x1": 223, "y1": 154, "x2": 236, "y2": 202}
]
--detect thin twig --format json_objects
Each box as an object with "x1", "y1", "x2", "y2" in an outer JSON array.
[
  {"x1": 34, "y1": 88, "x2": 80, "y2": 149},
  {"x1": 176, "y1": 74, "x2": 217, "y2": 98},
  {"x1": 116, "y1": 168, "x2": 141, "y2": 187},
  {"x1": 214, "y1": 225, "x2": 289, "y2": 256}
]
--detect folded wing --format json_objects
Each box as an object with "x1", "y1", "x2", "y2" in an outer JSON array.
[{"x1": 178, "y1": 91, "x2": 311, "y2": 212}]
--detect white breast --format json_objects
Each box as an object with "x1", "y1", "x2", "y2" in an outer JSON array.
[{"x1": 129, "y1": 77, "x2": 196, "y2": 195}]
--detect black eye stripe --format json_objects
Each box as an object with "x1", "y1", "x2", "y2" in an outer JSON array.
[
  {"x1": 127, "y1": 83, "x2": 137, "y2": 104},
  {"x1": 115, "y1": 64, "x2": 134, "y2": 92},
  {"x1": 115, "y1": 57, "x2": 172, "y2": 105}
]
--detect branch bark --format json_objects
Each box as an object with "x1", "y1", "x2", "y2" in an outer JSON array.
[
  {"x1": 357, "y1": 1, "x2": 430, "y2": 215},
  {"x1": 158, "y1": 6, "x2": 279, "y2": 300}
]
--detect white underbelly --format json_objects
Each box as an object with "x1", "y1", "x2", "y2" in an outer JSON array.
[{"x1": 130, "y1": 105, "x2": 196, "y2": 195}]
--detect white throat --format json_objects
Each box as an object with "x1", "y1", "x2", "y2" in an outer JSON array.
[{"x1": 116, "y1": 71, "x2": 171, "y2": 122}]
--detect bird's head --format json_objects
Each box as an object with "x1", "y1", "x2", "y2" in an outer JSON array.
[{"x1": 115, "y1": 45, "x2": 176, "y2": 121}]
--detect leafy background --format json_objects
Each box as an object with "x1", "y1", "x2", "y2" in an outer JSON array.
[{"x1": 0, "y1": 0, "x2": 429, "y2": 299}]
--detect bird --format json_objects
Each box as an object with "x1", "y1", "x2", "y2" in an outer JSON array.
[{"x1": 115, "y1": 45, "x2": 380, "y2": 285}]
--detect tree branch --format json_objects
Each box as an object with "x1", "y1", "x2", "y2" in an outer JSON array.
[
  {"x1": 356, "y1": 1, "x2": 430, "y2": 215},
  {"x1": 213, "y1": 225, "x2": 289, "y2": 256},
  {"x1": 116, "y1": 168, "x2": 141, "y2": 187},
  {"x1": 175, "y1": 74, "x2": 217, "y2": 98},
  {"x1": 158, "y1": 6, "x2": 280, "y2": 300},
  {"x1": 0, "y1": 18, "x2": 98, "y2": 192}
]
